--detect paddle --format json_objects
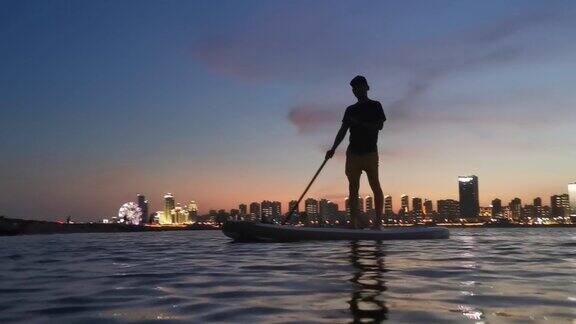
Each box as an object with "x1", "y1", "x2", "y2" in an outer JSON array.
[{"x1": 281, "y1": 158, "x2": 329, "y2": 225}]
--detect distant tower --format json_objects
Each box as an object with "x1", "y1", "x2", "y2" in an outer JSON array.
[
  {"x1": 491, "y1": 198, "x2": 502, "y2": 218},
  {"x1": 423, "y1": 199, "x2": 433, "y2": 215},
  {"x1": 358, "y1": 196, "x2": 364, "y2": 214},
  {"x1": 365, "y1": 196, "x2": 374, "y2": 216},
  {"x1": 412, "y1": 197, "x2": 423, "y2": 217},
  {"x1": 458, "y1": 176, "x2": 479, "y2": 220},
  {"x1": 239, "y1": 204, "x2": 247, "y2": 216},
  {"x1": 384, "y1": 195, "x2": 393, "y2": 215},
  {"x1": 137, "y1": 194, "x2": 149, "y2": 224},
  {"x1": 401, "y1": 195, "x2": 409, "y2": 213},
  {"x1": 509, "y1": 198, "x2": 522, "y2": 221},
  {"x1": 261, "y1": 200, "x2": 274, "y2": 222},
  {"x1": 569, "y1": 183, "x2": 576, "y2": 219},
  {"x1": 249, "y1": 202, "x2": 260, "y2": 220},
  {"x1": 437, "y1": 199, "x2": 460, "y2": 222},
  {"x1": 188, "y1": 201, "x2": 198, "y2": 222},
  {"x1": 305, "y1": 198, "x2": 319, "y2": 222},
  {"x1": 164, "y1": 193, "x2": 175, "y2": 224},
  {"x1": 533, "y1": 197, "x2": 542, "y2": 218}
]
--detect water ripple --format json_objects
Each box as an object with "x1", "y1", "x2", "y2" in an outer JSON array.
[{"x1": 1, "y1": 228, "x2": 575, "y2": 323}]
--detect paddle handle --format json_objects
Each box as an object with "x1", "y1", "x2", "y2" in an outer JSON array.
[{"x1": 281, "y1": 158, "x2": 328, "y2": 225}]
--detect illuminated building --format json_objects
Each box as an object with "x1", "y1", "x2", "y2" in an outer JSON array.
[
  {"x1": 437, "y1": 199, "x2": 459, "y2": 222},
  {"x1": 137, "y1": 194, "x2": 149, "y2": 224},
  {"x1": 479, "y1": 206, "x2": 492, "y2": 219},
  {"x1": 458, "y1": 176, "x2": 479, "y2": 220},
  {"x1": 401, "y1": 195, "x2": 409, "y2": 213},
  {"x1": 423, "y1": 199, "x2": 433, "y2": 215},
  {"x1": 533, "y1": 197, "x2": 542, "y2": 218},
  {"x1": 491, "y1": 198, "x2": 502, "y2": 218},
  {"x1": 345, "y1": 197, "x2": 350, "y2": 216},
  {"x1": 305, "y1": 198, "x2": 319, "y2": 221},
  {"x1": 412, "y1": 197, "x2": 423, "y2": 219},
  {"x1": 551, "y1": 194, "x2": 569, "y2": 218},
  {"x1": 569, "y1": 182, "x2": 576, "y2": 219},
  {"x1": 261, "y1": 200, "x2": 281, "y2": 222},
  {"x1": 249, "y1": 202, "x2": 260, "y2": 220},
  {"x1": 239, "y1": 204, "x2": 247, "y2": 216},
  {"x1": 358, "y1": 196, "x2": 364, "y2": 214},
  {"x1": 172, "y1": 204, "x2": 189, "y2": 224},
  {"x1": 384, "y1": 195, "x2": 393, "y2": 215},
  {"x1": 521, "y1": 205, "x2": 535, "y2": 222},
  {"x1": 319, "y1": 199, "x2": 338, "y2": 224},
  {"x1": 187, "y1": 201, "x2": 198, "y2": 222},
  {"x1": 164, "y1": 193, "x2": 175, "y2": 223},
  {"x1": 365, "y1": 196, "x2": 374, "y2": 216},
  {"x1": 289, "y1": 200, "x2": 299, "y2": 213},
  {"x1": 509, "y1": 198, "x2": 522, "y2": 221}
]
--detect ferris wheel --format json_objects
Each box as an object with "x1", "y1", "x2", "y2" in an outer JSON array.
[{"x1": 118, "y1": 202, "x2": 142, "y2": 225}]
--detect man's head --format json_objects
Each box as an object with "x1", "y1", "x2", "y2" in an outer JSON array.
[{"x1": 350, "y1": 75, "x2": 369, "y2": 99}]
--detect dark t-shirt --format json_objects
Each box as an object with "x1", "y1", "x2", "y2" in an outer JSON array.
[{"x1": 342, "y1": 99, "x2": 386, "y2": 155}]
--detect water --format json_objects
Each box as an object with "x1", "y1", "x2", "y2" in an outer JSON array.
[{"x1": 1, "y1": 228, "x2": 575, "y2": 323}]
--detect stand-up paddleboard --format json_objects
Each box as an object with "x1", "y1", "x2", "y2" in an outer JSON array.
[{"x1": 222, "y1": 220, "x2": 449, "y2": 242}]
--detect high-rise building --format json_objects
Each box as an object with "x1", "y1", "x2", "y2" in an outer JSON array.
[
  {"x1": 458, "y1": 176, "x2": 479, "y2": 220},
  {"x1": 551, "y1": 194, "x2": 569, "y2": 218},
  {"x1": 437, "y1": 199, "x2": 460, "y2": 222},
  {"x1": 319, "y1": 199, "x2": 339, "y2": 224},
  {"x1": 137, "y1": 194, "x2": 149, "y2": 224},
  {"x1": 272, "y1": 201, "x2": 281, "y2": 222},
  {"x1": 533, "y1": 197, "x2": 542, "y2": 218},
  {"x1": 260, "y1": 201, "x2": 281, "y2": 222},
  {"x1": 569, "y1": 183, "x2": 576, "y2": 218},
  {"x1": 249, "y1": 202, "x2": 260, "y2": 220},
  {"x1": 423, "y1": 199, "x2": 433, "y2": 215},
  {"x1": 491, "y1": 198, "x2": 502, "y2": 218},
  {"x1": 365, "y1": 196, "x2": 374, "y2": 216},
  {"x1": 305, "y1": 198, "x2": 319, "y2": 221},
  {"x1": 509, "y1": 198, "x2": 522, "y2": 221},
  {"x1": 412, "y1": 197, "x2": 423, "y2": 219},
  {"x1": 239, "y1": 204, "x2": 247, "y2": 216},
  {"x1": 187, "y1": 201, "x2": 198, "y2": 222},
  {"x1": 164, "y1": 193, "x2": 175, "y2": 224},
  {"x1": 401, "y1": 195, "x2": 409, "y2": 213},
  {"x1": 358, "y1": 196, "x2": 364, "y2": 214},
  {"x1": 288, "y1": 200, "x2": 299, "y2": 213},
  {"x1": 345, "y1": 197, "x2": 350, "y2": 216},
  {"x1": 384, "y1": 195, "x2": 393, "y2": 215}
]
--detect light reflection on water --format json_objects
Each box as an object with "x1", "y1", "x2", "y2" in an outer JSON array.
[{"x1": 0, "y1": 228, "x2": 575, "y2": 323}]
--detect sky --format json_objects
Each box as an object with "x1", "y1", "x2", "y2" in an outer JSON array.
[{"x1": 1, "y1": 0, "x2": 576, "y2": 221}]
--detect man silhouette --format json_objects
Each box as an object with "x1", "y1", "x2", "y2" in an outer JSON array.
[{"x1": 326, "y1": 76, "x2": 386, "y2": 229}]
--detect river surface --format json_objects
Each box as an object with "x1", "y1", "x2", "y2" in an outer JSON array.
[{"x1": 1, "y1": 228, "x2": 575, "y2": 323}]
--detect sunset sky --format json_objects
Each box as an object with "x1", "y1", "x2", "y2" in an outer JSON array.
[{"x1": 2, "y1": 0, "x2": 576, "y2": 221}]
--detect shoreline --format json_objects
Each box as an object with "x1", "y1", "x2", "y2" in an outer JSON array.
[
  {"x1": 2, "y1": 216, "x2": 575, "y2": 236},
  {"x1": 0, "y1": 217, "x2": 218, "y2": 236}
]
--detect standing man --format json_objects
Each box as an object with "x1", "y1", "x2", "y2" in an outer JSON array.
[{"x1": 325, "y1": 76, "x2": 386, "y2": 229}]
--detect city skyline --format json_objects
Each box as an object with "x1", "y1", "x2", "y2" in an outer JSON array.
[
  {"x1": 2, "y1": 1, "x2": 576, "y2": 221},
  {"x1": 127, "y1": 177, "x2": 576, "y2": 224}
]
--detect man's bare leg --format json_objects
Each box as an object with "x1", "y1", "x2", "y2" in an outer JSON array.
[
  {"x1": 347, "y1": 173, "x2": 361, "y2": 228},
  {"x1": 367, "y1": 166, "x2": 384, "y2": 228}
]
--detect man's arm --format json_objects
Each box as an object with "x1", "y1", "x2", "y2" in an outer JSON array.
[{"x1": 325, "y1": 123, "x2": 349, "y2": 159}]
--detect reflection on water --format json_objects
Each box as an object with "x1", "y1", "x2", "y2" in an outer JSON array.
[
  {"x1": 348, "y1": 241, "x2": 388, "y2": 323},
  {"x1": 0, "y1": 228, "x2": 575, "y2": 323}
]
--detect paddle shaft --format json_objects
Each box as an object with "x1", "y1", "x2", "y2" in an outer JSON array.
[{"x1": 281, "y1": 158, "x2": 328, "y2": 225}]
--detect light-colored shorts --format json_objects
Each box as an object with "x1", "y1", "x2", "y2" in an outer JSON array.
[{"x1": 345, "y1": 151, "x2": 379, "y2": 179}]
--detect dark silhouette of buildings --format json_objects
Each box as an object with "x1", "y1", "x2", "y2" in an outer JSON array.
[
  {"x1": 137, "y1": 193, "x2": 149, "y2": 224},
  {"x1": 491, "y1": 198, "x2": 502, "y2": 218},
  {"x1": 249, "y1": 202, "x2": 260, "y2": 220},
  {"x1": 437, "y1": 199, "x2": 460, "y2": 222},
  {"x1": 458, "y1": 176, "x2": 479, "y2": 220}
]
